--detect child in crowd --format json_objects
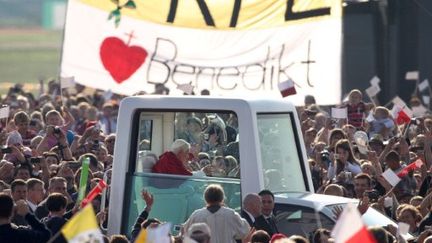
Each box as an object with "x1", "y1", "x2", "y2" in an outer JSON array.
[
  {"x1": 368, "y1": 106, "x2": 395, "y2": 139},
  {"x1": 345, "y1": 89, "x2": 366, "y2": 129}
]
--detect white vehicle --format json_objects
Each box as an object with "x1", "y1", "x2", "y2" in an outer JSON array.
[
  {"x1": 274, "y1": 192, "x2": 409, "y2": 239},
  {"x1": 108, "y1": 95, "x2": 314, "y2": 236}
]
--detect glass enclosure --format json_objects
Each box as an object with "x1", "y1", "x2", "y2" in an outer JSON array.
[
  {"x1": 257, "y1": 113, "x2": 307, "y2": 192},
  {"x1": 122, "y1": 110, "x2": 241, "y2": 236},
  {"x1": 122, "y1": 173, "x2": 240, "y2": 236}
]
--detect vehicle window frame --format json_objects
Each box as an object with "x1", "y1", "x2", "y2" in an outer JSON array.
[
  {"x1": 257, "y1": 112, "x2": 310, "y2": 192},
  {"x1": 121, "y1": 108, "x2": 242, "y2": 234},
  {"x1": 274, "y1": 203, "x2": 334, "y2": 237}
]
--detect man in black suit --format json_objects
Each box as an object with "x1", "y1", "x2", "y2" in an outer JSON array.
[
  {"x1": 241, "y1": 193, "x2": 276, "y2": 236},
  {"x1": 259, "y1": 190, "x2": 279, "y2": 236},
  {"x1": 11, "y1": 179, "x2": 29, "y2": 226},
  {"x1": 0, "y1": 193, "x2": 51, "y2": 243}
]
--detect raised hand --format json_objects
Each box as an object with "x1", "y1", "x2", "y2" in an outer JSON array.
[
  {"x1": 332, "y1": 205, "x2": 344, "y2": 220},
  {"x1": 142, "y1": 189, "x2": 154, "y2": 211}
]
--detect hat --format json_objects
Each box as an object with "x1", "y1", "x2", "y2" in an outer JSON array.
[
  {"x1": 187, "y1": 223, "x2": 211, "y2": 238},
  {"x1": 304, "y1": 104, "x2": 319, "y2": 114},
  {"x1": 369, "y1": 134, "x2": 384, "y2": 147},
  {"x1": 270, "y1": 233, "x2": 288, "y2": 243}
]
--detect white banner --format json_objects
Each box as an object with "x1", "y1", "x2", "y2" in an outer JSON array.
[{"x1": 61, "y1": 0, "x2": 342, "y2": 105}]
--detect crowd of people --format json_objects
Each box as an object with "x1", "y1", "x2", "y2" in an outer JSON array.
[
  {"x1": 1, "y1": 80, "x2": 432, "y2": 243},
  {"x1": 301, "y1": 89, "x2": 432, "y2": 242}
]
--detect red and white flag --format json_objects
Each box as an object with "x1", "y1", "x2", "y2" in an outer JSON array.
[
  {"x1": 397, "y1": 159, "x2": 423, "y2": 178},
  {"x1": 391, "y1": 105, "x2": 412, "y2": 125},
  {"x1": 278, "y1": 79, "x2": 297, "y2": 97},
  {"x1": 331, "y1": 203, "x2": 376, "y2": 243}
]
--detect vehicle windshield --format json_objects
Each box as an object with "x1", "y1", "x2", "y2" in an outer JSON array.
[{"x1": 257, "y1": 113, "x2": 307, "y2": 192}]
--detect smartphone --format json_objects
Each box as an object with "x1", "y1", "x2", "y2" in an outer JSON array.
[
  {"x1": 367, "y1": 190, "x2": 380, "y2": 202},
  {"x1": 30, "y1": 157, "x2": 41, "y2": 164},
  {"x1": 1, "y1": 147, "x2": 12, "y2": 154}
]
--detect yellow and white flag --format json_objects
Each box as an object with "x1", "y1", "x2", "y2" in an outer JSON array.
[
  {"x1": 62, "y1": 0, "x2": 342, "y2": 105},
  {"x1": 61, "y1": 205, "x2": 104, "y2": 243},
  {"x1": 135, "y1": 223, "x2": 172, "y2": 243},
  {"x1": 135, "y1": 228, "x2": 147, "y2": 243}
]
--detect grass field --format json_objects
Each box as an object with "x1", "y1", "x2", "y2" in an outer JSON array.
[{"x1": 0, "y1": 29, "x2": 62, "y2": 94}]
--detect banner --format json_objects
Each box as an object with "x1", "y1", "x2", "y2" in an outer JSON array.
[{"x1": 61, "y1": 0, "x2": 342, "y2": 105}]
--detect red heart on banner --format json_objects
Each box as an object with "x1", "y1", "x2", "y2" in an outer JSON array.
[{"x1": 99, "y1": 37, "x2": 147, "y2": 83}]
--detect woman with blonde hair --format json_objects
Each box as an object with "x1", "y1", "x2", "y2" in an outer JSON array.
[{"x1": 368, "y1": 106, "x2": 395, "y2": 139}]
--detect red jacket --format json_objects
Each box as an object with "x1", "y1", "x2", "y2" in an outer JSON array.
[{"x1": 152, "y1": 151, "x2": 192, "y2": 176}]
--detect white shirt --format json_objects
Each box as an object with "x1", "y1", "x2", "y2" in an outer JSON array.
[
  {"x1": 27, "y1": 200, "x2": 37, "y2": 212},
  {"x1": 184, "y1": 206, "x2": 250, "y2": 243}
]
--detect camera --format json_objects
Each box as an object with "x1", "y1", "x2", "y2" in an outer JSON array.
[
  {"x1": 366, "y1": 190, "x2": 380, "y2": 203},
  {"x1": 410, "y1": 118, "x2": 421, "y2": 125},
  {"x1": 92, "y1": 140, "x2": 100, "y2": 150},
  {"x1": 29, "y1": 157, "x2": 41, "y2": 164},
  {"x1": 53, "y1": 126, "x2": 61, "y2": 134},
  {"x1": 68, "y1": 161, "x2": 81, "y2": 170},
  {"x1": 1, "y1": 147, "x2": 12, "y2": 154},
  {"x1": 320, "y1": 149, "x2": 331, "y2": 166}
]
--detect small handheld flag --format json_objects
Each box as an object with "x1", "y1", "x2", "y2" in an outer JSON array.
[
  {"x1": 331, "y1": 203, "x2": 376, "y2": 243},
  {"x1": 61, "y1": 205, "x2": 103, "y2": 243},
  {"x1": 278, "y1": 79, "x2": 297, "y2": 97}
]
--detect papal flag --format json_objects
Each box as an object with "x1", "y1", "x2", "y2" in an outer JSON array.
[
  {"x1": 61, "y1": 205, "x2": 104, "y2": 243},
  {"x1": 135, "y1": 223, "x2": 172, "y2": 243}
]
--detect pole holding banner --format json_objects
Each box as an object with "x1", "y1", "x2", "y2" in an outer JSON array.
[{"x1": 78, "y1": 157, "x2": 90, "y2": 203}]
